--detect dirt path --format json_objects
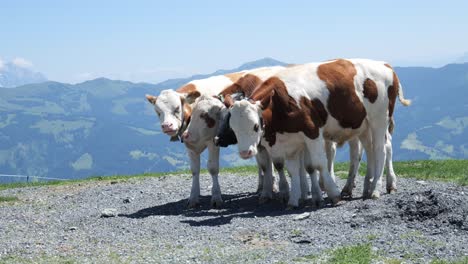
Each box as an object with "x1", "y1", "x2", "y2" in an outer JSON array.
[{"x1": 1, "y1": 173, "x2": 467, "y2": 263}]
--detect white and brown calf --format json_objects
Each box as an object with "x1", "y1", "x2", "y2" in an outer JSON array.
[
  {"x1": 229, "y1": 59, "x2": 410, "y2": 207},
  {"x1": 146, "y1": 74, "x2": 241, "y2": 207}
]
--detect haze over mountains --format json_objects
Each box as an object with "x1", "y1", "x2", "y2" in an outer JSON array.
[
  {"x1": 0, "y1": 58, "x2": 467, "y2": 183},
  {"x1": 0, "y1": 59, "x2": 47, "y2": 88}
]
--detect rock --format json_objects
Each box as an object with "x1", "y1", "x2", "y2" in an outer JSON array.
[
  {"x1": 123, "y1": 198, "x2": 131, "y2": 204},
  {"x1": 416, "y1": 180, "x2": 427, "y2": 185},
  {"x1": 101, "y1": 208, "x2": 118, "y2": 218},
  {"x1": 69, "y1": 226, "x2": 78, "y2": 231},
  {"x1": 294, "y1": 212, "x2": 310, "y2": 221}
]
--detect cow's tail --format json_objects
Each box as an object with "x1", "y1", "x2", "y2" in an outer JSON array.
[
  {"x1": 398, "y1": 82, "x2": 411, "y2": 106},
  {"x1": 388, "y1": 117, "x2": 395, "y2": 134}
]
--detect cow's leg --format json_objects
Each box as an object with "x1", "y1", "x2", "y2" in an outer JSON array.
[
  {"x1": 341, "y1": 137, "x2": 362, "y2": 198},
  {"x1": 305, "y1": 137, "x2": 341, "y2": 205},
  {"x1": 304, "y1": 149, "x2": 324, "y2": 207},
  {"x1": 254, "y1": 155, "x2": 264, "y2": 194},
  {"x1": 257, "y1": 145, "x2": 274, "y2": 202},
  {"x1": 369, "y1": 119, "x2": 388, "y2": 199},
  {"x1": 285, "y1": 157, "x2": 302, "y2": 208},
  {"x1": 385, "y1": 132, "x2": 397, "y2": 194},
  {"x1": 274, "y1": 159, "x2": 289, "y2": 203},
  {"x1": 187, "y1": 149, "x2": 201, "y2": 208},
  {"x1": 207, "y1": 142, "x2": 222, "y2": 208},
  {"x1": 359, "y1": 129, "x2": 374, "y2": 199},
  {"x1": 325, "y1": 140, "x2": 337, "y2": 182},
  {"x1": 299, "y1": 151, "x2": 309, "y2": 201}
]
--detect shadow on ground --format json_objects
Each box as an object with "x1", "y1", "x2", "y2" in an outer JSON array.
[{"x1": 119, "y1": 192, "x2": 346, "y2": 226}]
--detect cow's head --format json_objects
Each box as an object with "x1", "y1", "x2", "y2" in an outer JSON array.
[
  {"x1": 146, "y1": 89, "x2": 198, "y2": 140},
  {"x1": 214, "y1": 93, "x2": 245, "y2": 147},
  {"x1": 181, "y1": 95, "x2": 224, "y2": 150},
  {"x1": 214, "y1": 110, "x2": 237, "y2": 147},
  {"x1": 229, "y1": 100, "x2": 264, "y2": 159}
]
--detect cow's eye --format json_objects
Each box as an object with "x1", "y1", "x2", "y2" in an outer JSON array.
[
  {"x1": 253, "y1": 124, "x2": 259, "y2": 132},
  {"x1": 174, "y1": 106, "x2": 180, "y2": 114}
]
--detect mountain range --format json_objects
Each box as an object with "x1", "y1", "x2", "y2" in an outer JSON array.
[{"x1": 0, "y1": 58, "x2": 467, "y2": 183}]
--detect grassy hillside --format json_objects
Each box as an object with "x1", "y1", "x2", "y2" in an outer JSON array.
[{"x1": 1, "y1": 159, "x2": 466, "y2": 192}]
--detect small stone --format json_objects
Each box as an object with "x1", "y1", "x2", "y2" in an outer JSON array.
[
  {"x1": 416, "y1": 180, "x2": 427, "y2": 185},
  {"x1": 123, "y1": 198, "x2": 131, "y2": 204},
  {"x1": 294, "y1": 212, "x2": 310, "y2": 221},
  {"x1": 110, "y1": 181, "x2": 118, "y2": 185},
  {"x1": 101, "y1": 208, "x2": 118, "y2": 218},
  {"x1": 69, "y1": 226, "x2": 77, "y2": 231}
]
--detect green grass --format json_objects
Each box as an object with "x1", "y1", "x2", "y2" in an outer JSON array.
[
  {"x1": 295, "y1": 243, "x2": 468, "y2": 264},
  {"x1": 328, "y1": 243, "x2": 372, "y2": 264},
  {"x1": 430, "y1": 257, "x2": 468, "y2": 264},
  {"x1": 0, "y1": 159, "x2": 466, "y2": 192},
  {"x1": 295, "y1": 243, "x2": 373, "y2": 263},
  {"x1": 0, "y1": 196, "x2": 19, "y2": 203},
  {"x1": 334, "y1": 159, "x2": 468, "y2": 186}
]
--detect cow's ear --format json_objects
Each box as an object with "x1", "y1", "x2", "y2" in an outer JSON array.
[
  {"x1": 223, "y1": 94, "x2": 234, "y2": 108},
  {"x1": 146, "y1": 94, "x2": 157, "y2": 105},
  {"x1": 185, "y1": 91, "x2": 201, "y2": 104}
]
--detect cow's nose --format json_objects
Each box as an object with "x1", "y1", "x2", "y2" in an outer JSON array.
[
  {"x1": 161, "y1": 123, "x2": 173, "y2": 130},
  {"x1": 239, "y1": 150, "x2": 252, "y2": 159}
]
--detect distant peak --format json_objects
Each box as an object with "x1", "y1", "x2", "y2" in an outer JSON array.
[{"x1": 238, "y1": 57, "x2": 287, "y2": 69}]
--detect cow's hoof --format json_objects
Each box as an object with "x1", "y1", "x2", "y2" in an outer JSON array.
[
  {"x1": 387, "y1": 188, "x2": 397, "y2": 194},
  {"x1": 187, "y1": 199, "x2": 200, "y2": 208},
  {"x1": 330, "y1": 196, "x2": 341, "y2": 206},
  {"x1": 259, "y1": 195, "x2": 272, "y2": 204},
  {"x1": 341, "y1": 189, "x2": 353, "y2": 199},
  {"x1": 211, "y1": 197, "x2": 223, "y2": 208},
  {"x1": 371, "y1": 191, "x2": 381, "y2": 200}
]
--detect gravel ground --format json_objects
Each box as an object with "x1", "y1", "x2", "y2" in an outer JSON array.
[{"x1": 1, "y1": 172, "x2": 468, "y2": 263}]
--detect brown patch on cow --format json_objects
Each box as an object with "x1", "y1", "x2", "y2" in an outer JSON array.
[
  {"x1": 219, "y1": 74, "x2": 263, "y2": 98},
  {"x1": 181, "y1": 98, "x2": 192, "y2": 125},
  {"x1": 387, "y1": 71, "x2": 399, "y2": 118},
  {"x1": 224, "y1": 72, "x2": 245, "y2": 83},
  {"x1": 317, "y1": 59, "x2": 366, "y2": 129},
  {"x1": 363, "y1": 78, "x2": 378, "y2": 103},
  {"x1": 177, "y1": 83, "x2": 197, "y2": 94},
  {"x1": 251, "y1": 77, "x2": 328, "y2": 146},
  {"x1": 200, "y1": 112, "x2": 216, "y2": 128},
  {"x1": 384, "y1": 63, "x2": 393, "y2": 69}
]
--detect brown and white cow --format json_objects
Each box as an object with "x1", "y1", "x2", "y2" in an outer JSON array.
[{"x1": 228, "y1": 59, "x2": 410, "y2": 207}]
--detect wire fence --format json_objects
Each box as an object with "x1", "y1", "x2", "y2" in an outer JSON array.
[{"x1": 0, "y1": 174, "x2": 68, "y2": 183}]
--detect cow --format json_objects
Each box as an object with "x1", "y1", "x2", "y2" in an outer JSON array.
[
  {"x1": 228, "y1": 59, "x2": 411, "y2": 207},
  {"x1": 146, "y1": 74, "x2": 245, "y2": 208}
]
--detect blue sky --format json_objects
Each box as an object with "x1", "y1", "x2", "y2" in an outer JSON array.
[{"x1": 1, "y1": 0, "x2": 467, "y2": 83}]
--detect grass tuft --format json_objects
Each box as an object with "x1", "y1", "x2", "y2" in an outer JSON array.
[{"x1": 0, "y1": 196, "x2": 19, "y2": 203}]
